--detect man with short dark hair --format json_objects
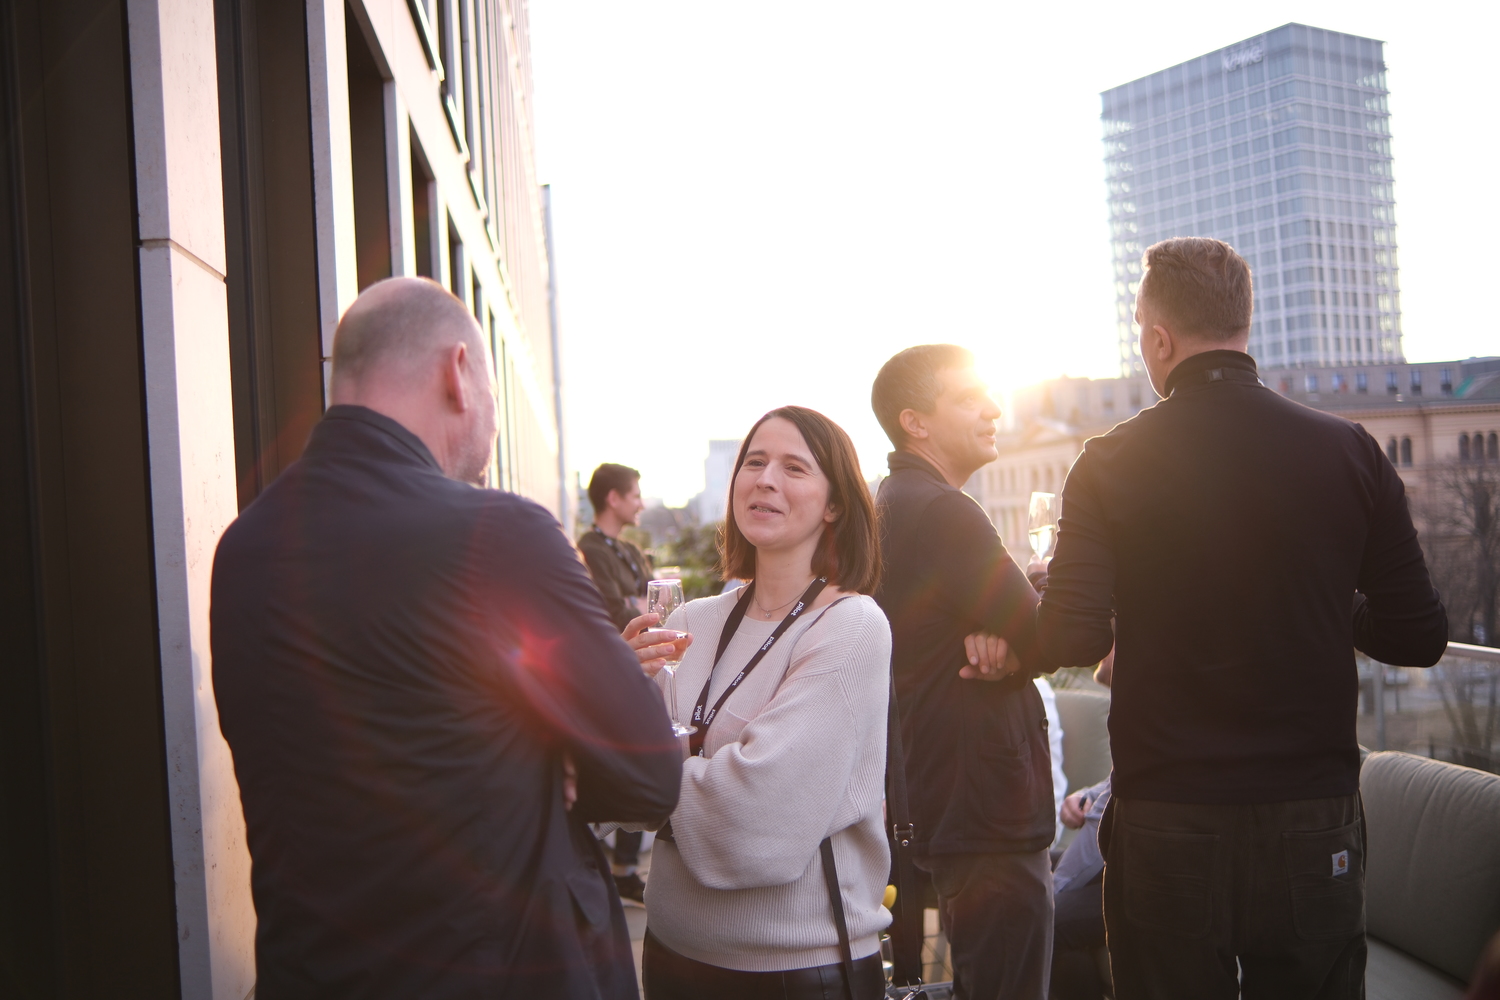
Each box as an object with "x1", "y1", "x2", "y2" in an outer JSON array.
[
  {"x1": 1031, "y1": 237, "x2": 1448, "y2": 998},
  {"x1": 872, "y1": 345, "x2": 1055, "y2": 1000},
  {"x1": 579, "y1": 463, "x2": 651, "y2": 631},
  {"x1": 576, "y1": 462, "x2": 654, "y2": 902},
  {"x1": 212, "y1": 277, "x2": 681, "y2": 998}
]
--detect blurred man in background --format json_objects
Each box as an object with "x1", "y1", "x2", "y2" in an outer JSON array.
[
  {"x1": 579, "y1": 463, "x2": 652, "y2": 630},
  {"x1": 577, "y1": 462, "x2": 654, "y2": 902}
]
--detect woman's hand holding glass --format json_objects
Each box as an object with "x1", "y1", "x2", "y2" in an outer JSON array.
[
  {"x1": 644, "y1": 579, "x2": 697, "y2": 736},
  {"x1": 622, "y1": 613, "x2": 693, "y2": 679}
]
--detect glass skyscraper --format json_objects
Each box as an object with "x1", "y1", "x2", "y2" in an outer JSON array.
[{"x1": 1102, "y1": 24, "x2": 1401, "y2": 375}]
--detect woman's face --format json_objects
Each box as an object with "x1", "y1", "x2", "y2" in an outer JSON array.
[{"x1": 732, "y1": 417, "x2": 837, "y2": 559}]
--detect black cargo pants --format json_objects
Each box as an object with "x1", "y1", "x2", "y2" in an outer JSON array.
[
  {"x1": 1100, "y1": 793, "x2": 1366, "y2": 1000},
  {"x1": 917, "y1": 849, "x2": 1054, "y2": 1000}
]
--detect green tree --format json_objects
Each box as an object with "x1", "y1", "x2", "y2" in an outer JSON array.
[{"x1": 661, "y1": 521, "x2": 725, "y2": 600}]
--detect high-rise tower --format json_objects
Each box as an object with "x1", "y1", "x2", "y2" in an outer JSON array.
[{"x1": 1102, "y1": 24, "x2": 1400, "y2": 374}]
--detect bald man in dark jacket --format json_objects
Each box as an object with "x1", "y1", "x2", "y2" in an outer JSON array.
[{"x1": 212, "y1": 278, "x2": 680, "y2": 999}]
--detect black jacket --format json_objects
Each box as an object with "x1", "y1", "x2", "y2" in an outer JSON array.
[
  {"x1": 875, "y1": 452, "x2": 1054, "y2": 856},
  {"x1": 1033, "y1": 350, "x2": 1447, "y2": 804},
  {"x1": 577, "y1": 528, "x2": 651, "y2": 630},
  {"x1": 211, "y1": 406, "x2": 681, "y2": 999}
]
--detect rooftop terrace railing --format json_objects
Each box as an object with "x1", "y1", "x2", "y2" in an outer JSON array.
[{"x1": 1362, "y1": 642, "x2": 1500, "y2": 772}]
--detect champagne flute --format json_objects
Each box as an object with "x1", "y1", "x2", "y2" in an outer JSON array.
[
  {"x1": 645, "y1": 579, "x2": 695, "y2": 736},
  {"x1": 1028, "y1": 492, "x2": 1059, "y2": 564}
]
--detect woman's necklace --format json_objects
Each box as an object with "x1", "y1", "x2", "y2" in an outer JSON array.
[{"x1": 752, "y1": 580, "x2": 814, "y2": 619}]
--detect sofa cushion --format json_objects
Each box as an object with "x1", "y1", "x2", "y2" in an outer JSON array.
[
  {"x1": 1361, "y1": 751, "x2": 1500, "y2": 982},
  {"x1": 1054, "y1": 689, "x2": 1112, "y2": 794},
  {"x1": 1366, "y1": 936, "x2": 1465, "y2": 1000}
]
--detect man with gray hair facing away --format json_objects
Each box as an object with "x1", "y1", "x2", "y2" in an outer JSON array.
[
  {"x1": 1030, "y1": 238, "x2": 1447, "y2": 999},
  {"x1": 212, "y1": 277, "x2": 681, "y2": 998}
]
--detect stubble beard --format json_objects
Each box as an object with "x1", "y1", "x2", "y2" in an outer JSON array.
[{"x1": 453, "y1": 420, "x2": 494, "y2": 486}]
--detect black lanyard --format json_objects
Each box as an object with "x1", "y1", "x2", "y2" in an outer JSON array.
[{"x1": 687, "y1": 577, "x2": 828, "y2": 758}]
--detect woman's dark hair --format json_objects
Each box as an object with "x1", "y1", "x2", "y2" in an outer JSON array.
[{"x1": 719, "y1": 406, "x2": 881, "y2": 595}]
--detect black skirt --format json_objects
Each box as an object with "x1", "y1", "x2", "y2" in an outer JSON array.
[{"x1": 642, "y1": 929, "x2": 885, "y2": 1000}]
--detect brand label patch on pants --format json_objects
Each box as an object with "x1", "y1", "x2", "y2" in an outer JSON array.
[{"x1": 1332, "y1": 850, "x2": 1350, "y2": 876}]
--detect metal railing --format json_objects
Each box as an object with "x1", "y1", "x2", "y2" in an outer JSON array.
[{"x1": 1365, "y1": 642, "x2": 1500, "y2": 770}]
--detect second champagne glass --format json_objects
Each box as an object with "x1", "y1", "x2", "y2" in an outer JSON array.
[
  {"x1": 645, "y1": 578, "x2": 695, "y2": 736},
  {"x1": 1028, "y1": 491, "x2": 1059, "y2": 564}
]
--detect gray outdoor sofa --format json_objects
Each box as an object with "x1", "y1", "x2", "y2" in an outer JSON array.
[
  {"x1": 1048, "y1": 695, "x2": 1500, "y2": 999},
  {"x1": 1362, "y1": 750, "x2": 1500, "y2": 999}
]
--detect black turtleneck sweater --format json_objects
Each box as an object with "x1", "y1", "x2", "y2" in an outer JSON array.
[{"x1": 1033, "y1": 350, "x2": 1447, "y2": 803}]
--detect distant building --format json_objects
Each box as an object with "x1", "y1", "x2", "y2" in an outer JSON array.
[
  {"x1": 970, "y1": 359, "x2": 1500, "y2": 551},
  {"x1": 1103, "y1": 24, "x2": 1401, "y2": 374},
  {"x1": 694, "y1": 439, "x2": 741, "y2": 525}
]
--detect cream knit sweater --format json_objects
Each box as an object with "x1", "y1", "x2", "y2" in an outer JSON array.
[{"x1": 645, "y1": 589, "x2": 893, "y2": 972}]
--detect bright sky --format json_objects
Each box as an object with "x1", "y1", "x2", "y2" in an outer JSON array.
[{"x1": 529, "y1": 1, "x2": 1500, "y2": 506}]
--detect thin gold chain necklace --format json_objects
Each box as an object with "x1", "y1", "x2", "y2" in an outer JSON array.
[{"x1": 752, "y1": 580, "x2": 814, "y2": 619}]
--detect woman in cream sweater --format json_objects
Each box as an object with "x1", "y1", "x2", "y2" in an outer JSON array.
[{"x1": 642, "y1": 405, "x2": 892, "y2": 999}]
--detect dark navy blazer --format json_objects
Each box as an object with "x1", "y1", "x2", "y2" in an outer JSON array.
[{"x1": 212, "y1": 405, "x2": 680, "y2": 999}]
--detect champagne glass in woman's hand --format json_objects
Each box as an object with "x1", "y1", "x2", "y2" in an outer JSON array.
[
  {"x1": 644, "y1": 579, "x2": 696, "y2": 736},
  {"x1": 1028, "y1": 491, "x2": 1059, "y2": 566},
  {"x1": 623, "y1": 613, "x2": 693, "y2": 678}
]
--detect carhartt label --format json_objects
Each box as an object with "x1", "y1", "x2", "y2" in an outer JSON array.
[{"x1": 1332, "y1": 850, "x2": 1350, "y2": 876}]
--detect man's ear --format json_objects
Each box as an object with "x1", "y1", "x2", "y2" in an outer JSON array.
[
  {"x1": 444, "y1": 343, "x2": 472, "y2": 412},
  {"x1": 1149, "y1": 323, "x2": 1175, "y2": 364},
  {"x1": 897, "y1": 407, "x2": 929, "y2": 441}
]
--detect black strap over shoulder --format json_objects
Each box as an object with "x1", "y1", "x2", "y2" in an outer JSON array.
[
  {"x1": 820, "y1": 666, "x2": 923, "y2": 993},
  {"x1": 885, "y1": 668, "x2": 923, "y2": 987},
  {"x1": 687, "y1": 578, "x2": 827, "y2": 758},
  {"x1": 820, "y1": 837, "x2": 858, "y2": 1000}
]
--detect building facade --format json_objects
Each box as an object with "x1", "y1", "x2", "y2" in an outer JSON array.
[
  {"x1": 1, "y1": 1, "x2": 562, "y2": 996},
  {"x1": 971, "y1": 359, "x2": 1500, "y2": 554},
  {"x1": 1103, "y1": 24, "x2": 1401, "y2": 375}
]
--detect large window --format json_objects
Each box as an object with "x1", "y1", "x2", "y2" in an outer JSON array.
[
  {"x1": 347, "y1": 14, "x2": 391, "y2": 292},
  {"x1": 411, "y1": 131, "x2": 435, "y2": 279}
]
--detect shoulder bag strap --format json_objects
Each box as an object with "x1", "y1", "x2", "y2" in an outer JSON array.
[
  {"x1": 819, "y1": 837, "x2": 859, "y2": 1000},
  {"x1": 886, "y1": 668, "x2": 923, "y2": 986}
]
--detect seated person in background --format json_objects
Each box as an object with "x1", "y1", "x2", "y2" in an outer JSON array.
[
  {"x1": 641, "y1": 406, "x2": 892, "y2": 1000},
  {"x1": 1050, "y1": 651, "x2": 1115, "y2": 1000},
  {"x1": 1035, "y1": 675, "x2": 1067, "y2": 849}
]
